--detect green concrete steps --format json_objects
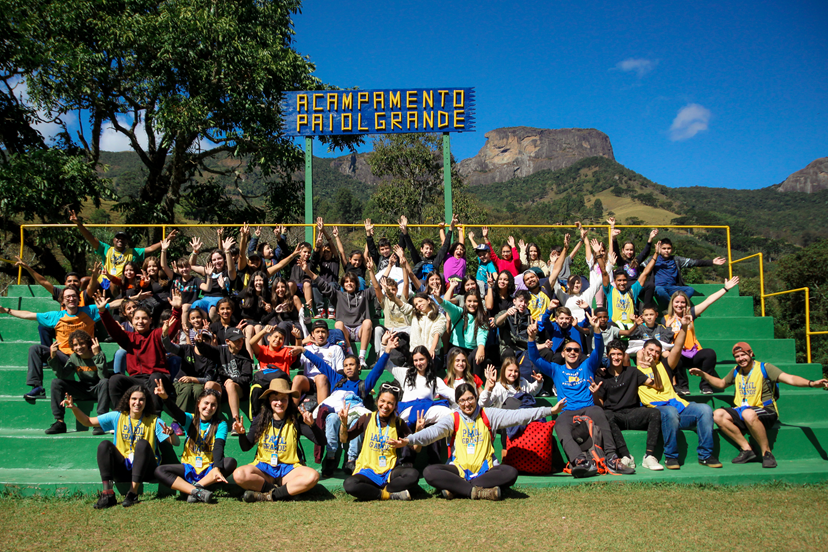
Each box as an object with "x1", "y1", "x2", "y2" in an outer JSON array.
[
  {"x1": 0, "y1": 342, "x2": 122, "y2": 367},
  {"x1": 6, "y1": 285, "x2": 53, "y2": 298},
  {"x1": 692, "y1": 316, "x2": 774, "y2": 339},
  {"x1": 0, "y1": 297, "x2": 60, "y2": 311}
]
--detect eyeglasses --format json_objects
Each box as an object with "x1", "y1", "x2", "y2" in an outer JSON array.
[
  {"x1": 564, "y1": 347, "x2": 581, "y2": 353},
  {"x1": 458, "y1": 396, "x2": 477, "y2": 405}
]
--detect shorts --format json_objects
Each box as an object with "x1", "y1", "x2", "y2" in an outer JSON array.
[
  {"x1": 291, "y1": 276, "x2": 312, "y2": 288},
  {"x1": 183, "y1": 463, "x2": 213, "y2": 485},
  {"x1": 356, "y1": 467, "x2": 392, "y2": 487},
  {"x1": 254, "y1": 461, "x2": 295, "y2": 482},
  {"x1": 723, "y1": 407, "x2": 778, "y2": 433},
  {"x1": 191, "y1": 296, "x2": 224, "y2": 312},
  {"x1": 344, "y1": 324, "x2": 362, "y2": 341}
]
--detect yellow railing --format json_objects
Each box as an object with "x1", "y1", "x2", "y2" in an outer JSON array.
[
  {"x1": 731, "y1": 253, "x2": 765, "y2": 316},
  {"x1": 761, "y1": 288, "x2": 828, "y2": 364}
]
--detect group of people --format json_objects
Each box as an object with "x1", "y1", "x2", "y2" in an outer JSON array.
[{"x1": 4, "y1": 213, "x2": 825, "y2": 508}]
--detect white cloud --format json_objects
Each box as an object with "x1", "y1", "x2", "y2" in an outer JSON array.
[
  {"x1": 6, "y1": 76, "x2": 65, "y2": 142},
  {"x1": 615, "y1": 58, "x2": 656, "y2": 78},
  {"x1": 99, "y1": 112, "x2": 158, "y2": 152},
  {"x1": 669, "y1": 103, "x2": 711, "y2": 141}
]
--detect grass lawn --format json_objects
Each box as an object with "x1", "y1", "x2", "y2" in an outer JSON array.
[{"x1": 2, "y1": 482, "x2": 826, "y2": 552}]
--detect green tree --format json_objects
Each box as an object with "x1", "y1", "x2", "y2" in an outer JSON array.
[
  {"x1": 9, "y1": 0, "x2": 359, "y2": 233},
  {"x1": 366, "y1": 133, "x2": 483, "y2": 224}
]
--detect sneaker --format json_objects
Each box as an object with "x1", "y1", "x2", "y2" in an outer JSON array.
[
  {"x1": 470, "y1": 486, "x2": 502, "y2": 501},
  {"x1": 537, "y1": 390, "x2": 551, "y2": 398},
  {"x1": 45, "y1": 420, "x2": 67, "y2": 435},
  {"x1": 675, "y1": 386, "x2": 690, "y2": 396},
  {"x1": 641, "y1": 455, "x2": 664, "y2": 471},
  {"x1": 328, "y1": 307, "x2": 336, "y2": 318},
  {"x1": 699, "y1": 455, "x2": 723, "y2": 468},
  {"x1": 732, "y1": 449, "x2": 757, "y2": 464},
  {"x1": 187, "y1": 486, "x2": 213, "y2": 503},
  {"x1": 359, "y1": 357, "x2": 367, "y2": 368},
  {"x1": 620, "y1": 455, "x2": 636, "y2": 469},
  {"x1": 316, "y1": 308, "x2": 326, "y2": 319},
  {"x1": 93, "y1": 491, "x2": 117, "y2": 509},
  {"x1": 552, "y1": 385, "x2": 558, "y2": 397},
  {"x1": 24, "y1": 386, "x2": 45, "y2": 399},
  {"x1": 171, "y1": 422, "x2": 184, "y2": 437},
  {"x1": 122, "y1": 491, "x2": 140, "y2": 507},
  {"x1": 762, "y1": 451, "x2": 777, "y2": 469},
  {"x1": 242, "y1": 490, "x2": 272, "y2": 503},
  {"x1": 441, "y1": 489, "x2": 455, "y2": 500},
  {"x1": 388, "y1": 490, "x2": 411, "y2": 501},
  {"x1": 606, "y1": 454, "x2": 635, "y2": 475},
  {"x1": 342, "y1": 460, "x2": 356, "y2": 476},
  {"x1": 665, "y1": 458, "x2": 680, "y2": 470},
  {"x1": 570, "y1": 454, "x2": 591, "y2": 478},
  {"x1": 92, "y1": 427, "x2": 106, "y2": 436},
  {"x1": 700, "y1": 386, "x2": 714, "y2": 395}
]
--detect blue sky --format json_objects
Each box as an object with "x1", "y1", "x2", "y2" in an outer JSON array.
[{"x1": 292, "y1": 0, "x2": 828, "y2": 189}]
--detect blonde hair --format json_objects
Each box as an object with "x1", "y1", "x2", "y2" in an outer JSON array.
[
  {"x1": 445, "y1": 349, "x2": 476, "y2": 389},
  {"x1": 666, "y1": 290, "x2": 692, "y2": 320},
  {"x1": 498, "y1": 357, "x2": 520, "y2": 390}
]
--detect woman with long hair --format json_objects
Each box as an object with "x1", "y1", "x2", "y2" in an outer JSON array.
[
  {"x1": 384, "y1": 345, "x2": 454, "y2": 427},
  {"x1": 63, "y1": 382, "x2": 176, "y2": 509},
  {"x1": 231, "y1": 379, "x2": 323, "y2": 502},
  {"x1": 154, "y1": 388, "x2": 237, "y2": 503},
  {"x1": 409, "y1": 292, "x2": 447, "y2": 361},
  {"x1": 444, "y1": 348, "x2": 483, "y2": 389},
  {"x1": 340, "y1": 382, "x2": 424, "y2": 501},
  {"x1": 438, "y1": 280, "x2": 490, "y2": 379}
]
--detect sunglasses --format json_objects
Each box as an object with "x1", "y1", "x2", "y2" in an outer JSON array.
[
  {"x1": 379, "y1": 383, "x2": 401, "y2": 394},
  {"x1": 564, "y1": 347, "x2": 581, "y2": 353}
]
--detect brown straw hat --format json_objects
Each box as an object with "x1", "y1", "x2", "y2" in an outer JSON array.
[{"x1": 259, "y1": 378, "x2": 300, "y2": 401}]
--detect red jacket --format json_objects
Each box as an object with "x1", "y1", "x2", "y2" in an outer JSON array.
[
  {"x1": 489, "y1": 244, "x2": 521, "y2": 277},
  {"x1": 101, "y1": 308, "x2": 181, "y2": 376}
]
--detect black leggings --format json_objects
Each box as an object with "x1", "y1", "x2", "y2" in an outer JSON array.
[
  {"x1": 343, "y1": 467, "x2": 420, "y2": 500},
  {"x1": 423, "y1": 464, "x2": 518, "y2": 498},
  {"x1": 154, "y1": 458, "x2": 237, "y2": 487},
  {"x1": 675, "y1": 348, "x2": 718, "y2": 390},
  {"x1": 97, "y1": 439, "x2": 156, "y2": 483}
]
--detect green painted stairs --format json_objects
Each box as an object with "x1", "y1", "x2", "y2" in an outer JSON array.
[{"x1": 0, "y1": 283, "x2": 826, "y2": 496}]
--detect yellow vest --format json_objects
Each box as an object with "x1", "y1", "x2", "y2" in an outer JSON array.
[
  {"x1": 179, "y1": 419, "x2": 220, "y2": 476},
  {"x1": 449, "y1": 410, "x2": 495, "y2": 476},
  {"x1": 114, "y1": 413, "x2": 159, "y2": 464},
  {"x1": 103, "y1": 247, "x2": 139, "y2": 280},
  {"x1": 354, "y1": 414, "x2": 399, "y2": 477},
  {"x1": 607, "y1": 287, "x2": 636, "y2": 330},
  {"x1": 252, "y1": 418, "x2": 301, "y2": 467},
  {"x1": 733, "y1": 361, "x2": 776, "y2": 412},
  {"x1": 636, "y1": 361, "x2": 689, "y2": 408}
]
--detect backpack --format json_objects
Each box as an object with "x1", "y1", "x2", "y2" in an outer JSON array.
[
  {"x1": 732, "y1": 361, "x2": 780, "y2": 412},
  {"x1": 562, "y1": 415, "x2": 615, "y2": 477},
  {"x1": 447, "y1": 410, "x2": 492, "y2": 458},
  {"x1": 504, "y1": 420, "x2": 556, "y2": 475}
]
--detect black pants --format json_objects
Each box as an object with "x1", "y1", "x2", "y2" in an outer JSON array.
[
  {"x1": 27, "y1": 345, "x2": 69, "y2": 387},
  {"x1": 154, "y1": 458, "x2": 237, "y2": 487},
  {"x1": 639, "y1": 280, "x2": 656, "y2": 312},
  {"x1": 605, "y1": 407, "x2": 661, "y2": 458},
  {"x1": 555, "y1": 407, "x2": 617, "y2": 461},
  {"x1": 97, "y1": 439, "x2": 156, "y2": 483},
  {"x1": 675, "y1": 349, "x2": 718, "y2": 392},
  {"x1": 108, "y1": 373, "x2": 175, "y2": 412},
  {"x1": 50, "y1": 378, "x2": 109, "y2": 419},
  {"x1": 423, "y1": 464, "x2": 518, "y2": 498},
  {"x1": 343, "y1": 467, "x2": 420, "y2": 500}
]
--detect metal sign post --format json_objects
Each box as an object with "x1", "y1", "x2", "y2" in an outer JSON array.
[
  {"x1": 304, "y1": 137, "x2": 313, "y2": 243},
  {"x1": 443, "y1": 132, "x2": 452, "y2": 223}
]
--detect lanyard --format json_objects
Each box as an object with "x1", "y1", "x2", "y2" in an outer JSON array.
[
  {"x1": 127, "y1": 417, "x2": 142, "y2": 450},
  {"x1": 375, "y1": 413, "x2": 391, "y2": 450},
  {"x1": 192, "y1": 422, "x2": 211, "y2": 452},
  {"x1": 739, "y1": 364, "x2": 755, "y2": 402}
]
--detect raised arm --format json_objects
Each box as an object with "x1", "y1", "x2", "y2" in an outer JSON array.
[
  {"x1": 14, "y1": 257, "x2": 55, "y2": 295},
  {"x1": 664, "y1": 315, "x2": 690, "y2": 371},
  {"x1": 69, "y1": 210, "x2": 100, "y2": 251},
  {"x1": 159, "y1": 234, "x2": 175, "y2": 280},
  {"x1": 266, "y1": 244, "x2": 301, "y2": 276},
  {"x1": 637, "y1": 242, "x2": 660, "y2": 285},
  {"x1": 365, "y1": 256, "x2": 384, "y2": 303},
  {"x1": 568, "y1": 222, "x2": 583, "y2": 260},
  {"x1": 692, "y1": 277, "x2": 740, "y2": 317},
  {"x1": 548, "y1": 233, "x2": 571, "y2": 283},
  {"x1": 331, "y1": 226, "x2": 349, "y2": 269},
  {"x1": 237, "y1": 223, "x2": 250, "y2": 271},
  {"x1": 393, "y1": 245, "x2": 411, "y2": 300}
]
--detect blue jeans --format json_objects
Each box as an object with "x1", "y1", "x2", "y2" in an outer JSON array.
[
  {"x1": 325, "y1": 412, "x2": 362, "y2": 461},
  {"x1": 656, "y1": 402, "x2": 714, "y2": 460},
  {"x1": 113, "y1": 348, "x2": 127, "y2": 374},
  {"x1": 655, "y1": 284, "x2": 695, "y2": 305}
]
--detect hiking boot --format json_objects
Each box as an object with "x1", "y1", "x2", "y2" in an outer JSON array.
[
  {"x1": 342, "y1": 460, "x2": 356, "y2": 476},
  {"x1": 92, "y1": 427, "x2": 106, "y2": 436},
  {"x1": 675, "y1": 386, "x2": 690, "y2": 396},
  {"x1": 471, "y1": 486, "x2": 502, "y2": 501},
  {"x1": 187, "y1": 486, "x2": 213, "y2": 503},
  {"x1": 665, "y1": 458, "x2": 680, "y2": 470},
  {"x1": 93, "y1": 491, "x2": 117, "y2": 509},
  {"x1": 607, "y1": 454, "x2": 635, "y2": 475},
  {"x1": 321, "y1": 457, "x2": 336, "y2": 478},
  {"x1": 441, "y1": 489, "x2": 455, "y2": 500},
  {"x1": 388, "y1": 490, "x2": 411, "y2": 501},
  {"x1": 121, "y1": 491, "x2": 140, "y2": 507},
  {"x1": 24, "y1": 386, "x2": 45, "y2": 399},
  {"x1": 732, "y1": 449, "x2": 757, "y2": 464},
  {"x1": 641, "y1": 455, "x2": 664, "y2": 471},
  {"x1": 762, "y1": 451, "x2": 777, "y2": 469},
  {"x1": 620, "y1": 455, "x2": 636, "y2": 469},
  {"x1": 242, "y1": 490, "x2": 272, "y2": 503},
  {"x1": 570, "y1": 454, "x2": 592, "y2": 478},
  {"x1": 699, "y1": 455, "x2": 723, "y2": 468},
  {"x1": 45, "y1": 420, "x2": 67, "y2": 435}
]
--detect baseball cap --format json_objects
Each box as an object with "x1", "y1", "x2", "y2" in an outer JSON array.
[
  {"x1": 311, "y1": 320, "x2": 329, "y2": 332},
  {"x1": 224, "y1": 327, "x2": 244, "y2": 341},
  {"x1": 475, "y1": 244, "x2": 489, "y2": 253},
  {"x1": 732, "y1": 342, "x2": 753, "y2": 357},
  {"x1": 113, "y1": 231, "x2": 128, "y2": 240}
]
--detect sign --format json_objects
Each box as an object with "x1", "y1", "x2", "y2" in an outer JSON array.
[{"x1": 282, "y1": 88, "x2": 475, "y2": 136}]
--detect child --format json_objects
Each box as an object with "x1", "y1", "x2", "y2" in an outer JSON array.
[
  {"x1": 249, "y1": 326, "x2": 307, "y2": 401},
  {"x1": 45, "y1": 330, "x2": 109, "y2": 435},
  {"x1": 625, "y1": 304, "x2": 674, "y2": 354},
  {"x1": 495, "y1": 290, "x2": 532, "y2": 360},
  {"x1": 438, "y1": 280, "x2": 490, "y2": 379},
  {"x1": 300, "y1": 321, "x2": 345, "y2": 395},
  {"x1": 479, "y1": 357, "x2": 543, "y2": 408},
  {"x1": 193, "y1": 327, "x2": 253, "y2": 432},
  {"x1": 161, "y1": 316, "x2": 221, "y2": 413},
  {"x1": 444, "y1": 348, "x2": 483, "y2": 389}
]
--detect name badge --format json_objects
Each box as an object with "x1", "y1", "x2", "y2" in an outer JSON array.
[
  {"x1": 378, "y1": 456, "x2": 387, "y2": 468},
  {"x1": 621, "y1": 312, "x2": 628, "y2": 321},
  {"x1": 194, "y1": 456, "x2": 203, "y2": 469},
  {"x1": 127, "y1": 452, "x2": 134, "y2": 463},
  {"x1": 467, "y1": 443, "x2": 476, "y2": 455},
  {"x1": 742, "y1": 400, "x2": 749, "y2": 408},
  {"x1": 110, "y1": 268, "x2": 118, "y2": 276},
  {"x1": 270, "y1": 453, "x2": 279, "y2": 467}
]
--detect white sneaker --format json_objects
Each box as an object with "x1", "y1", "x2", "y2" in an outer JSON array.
[
  {"x1": 641, "y1": 454, "x2": 664, "y2": 471},
  {"x1": 620, "y1": 455, "x2": 636, "y2": 469}
]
